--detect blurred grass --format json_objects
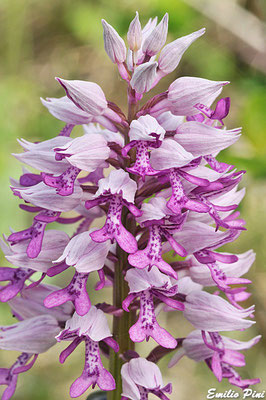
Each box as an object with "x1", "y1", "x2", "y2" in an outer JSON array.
[{"x1": 0, "y1": 0, "x2": 265, "y2": 399}]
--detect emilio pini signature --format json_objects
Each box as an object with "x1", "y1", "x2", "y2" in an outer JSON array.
[{"x1": 207, "y1": 388, "x2": 265, "y2": 399}]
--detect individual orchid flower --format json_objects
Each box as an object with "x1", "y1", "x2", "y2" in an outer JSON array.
[
  {"x1": 121, "y1": 357, "x2": 172, "y2": 400},
  {"x1": 180, "y1": 97, "x2": 237, "y2": 174},
  {"x1": 42, "y1": 133, "x2": 110, "y2": 196},
  {"x1": 147, "y1": 77, "x2": 229, "y2": 118},
  {"x1": 102, "y1": 19, "x2": 127, "y2": 65},
  {"x1": 126, "y1": 16, "x2": 158, "y2": 71},
  {"x1": 122, "y1": 115, "x2": 165, "y2": 180},
  {"x1": 127, "y1": 12, "x2": 142, "y2": 54},
  {"x1": 41, "y1": 94, "x2": 124, "y2": 132},
  {"x1": 174, "y1": 122, "x2": 241, "y2": 160},
  {"x1": 187, "y1": 185, "x2": 246, "y2": 226},
  {"x1": 142, "y1": 13, "x2": 169, "y2": 58},
  {"x1": 128, "y1": 14, "x2": 169, "y2": 97},
  {"x1": 149, "y1": 144, "x2": 211, "y2": 215},
  {"x1": 56, "y1": 307, "x2": 118, "y2": 397},
  {"x1": 201, "y1": 331, "x2": 260, "y2": 388},
  {"x1": 0, "y1": 313, "x2": 60, "y2": 400},
  {"x1": 9, "y1": 284, "x2": 74, "y2": 322},
  {"x1": 44, "y1": 231, "x2": 110, "y2": 315},
  {"x1": 2, "y1": 229, "x2": 69, "y2": 272},
  {"x1": 164, "y1": 221, "x2": 241, "y2": 265},
  {"x1": 169, "y1": 202, "x2": 246, "y2": 275},
  {"x1": 53, "y1": 133, "x2": 110, "y2": 172},
  {"x1": 185, "y1": 170, "x2": 247, "y2": 230},
  {"x1": 56, "y1": 78, "x2": 127, "y2": 130},
  {"x1": 127, "y1": 16, "x2": 207, "y2": 93},
  {"x1": 137, "y1": 28, "x2": 207, "y2": 92},
  {"x1": 183, "y1": 290, "x2": 255, "y2": 331},
  {"x1": 185, "y1": 249, "x2": 255, "y2": 295},
  {"x1": 85, "y1": 169, "x2": 141, "y2": 253},
  {"x1": 123, "y1": 267, "x2": 184, "y2": 348},
  {"x1": 7, "y1": 181, "x2": 82, "y2": 258},
  {"x1": 157, "y1": 28, "x2": 206, "y2": 76},
  {"x1": 0, "y1": 230, "x2": 69, "y2": 300},
  {"x1": 7, "y1": 211, "x2": 61, "y2": 259},
  {"x1": 10, "y1": 181, "x2": 83, "y2": 212},
  {"x1": 102, "y1": 19, "x2": 129, "y2": 81},
  {"x1": 169, "y1": 330, "x2": 261, "y2": 389},
  {"x1": 128, "y1": 197, "x2": 188, "y2": 279}
]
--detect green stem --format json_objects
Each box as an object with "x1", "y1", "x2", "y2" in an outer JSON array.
[{"x1": 108, "y1": 226, "x2": 135, "y2": 400}]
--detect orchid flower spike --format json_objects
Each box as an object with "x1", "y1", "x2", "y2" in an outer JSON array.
[{"x1": 0, "y1": 11, "x2": 259, "y2": 400}]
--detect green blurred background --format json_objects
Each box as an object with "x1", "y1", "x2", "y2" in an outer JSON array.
[{"x1": 0, "y1": 0, "x2": 265, "y2": 399}]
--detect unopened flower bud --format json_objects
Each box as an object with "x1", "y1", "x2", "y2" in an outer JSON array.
[
  {"x1": 142, "y1": 13, "x2": 168, "y2": 57},
  {"x1": 102, "y1": 19, "x2": 127, "y2": 64},
  {"x1": 56, "y1": 78, "x2": 107, "y2": 116},
  {"x1": 168, "y1": 77, "x2": 229, "y2": 116},
  {"x1": 127, "y1": 12, "x2": 142, "y2": 51},
  {"x1": 158, "y1": 28, "x2": 206, "y2": 75}
]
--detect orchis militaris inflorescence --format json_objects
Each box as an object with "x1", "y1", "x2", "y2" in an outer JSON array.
[{"x1": 0, "y1": 11, "x2": 261, "y2": 400}]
